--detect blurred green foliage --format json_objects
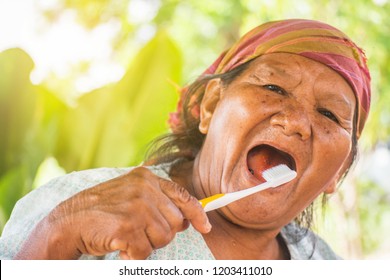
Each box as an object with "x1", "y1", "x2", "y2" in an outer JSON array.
[
  {"x1": 0, "y1": 48, "x2": 68, "y2": 227},
  {"x1": 0, "y1": 32, "x2": 182, "y2": 233},
  {"x1": 357, "y1": 179, "x2": 390, "y2": 253},
  {"x1": 54, "y1": 31, "x2": 181, "y2": 170},
  {"x1": 1, "y1": 0, "x2": 389, "y2": 258}
]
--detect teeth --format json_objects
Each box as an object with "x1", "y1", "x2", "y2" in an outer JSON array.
[{"x1": 246, "y1": 144, "x2": 296, "y2": 182}]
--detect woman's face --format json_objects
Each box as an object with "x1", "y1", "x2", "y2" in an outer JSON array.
[{"x1": 193, "y1": 53, "x2": 356, "y2": 229}]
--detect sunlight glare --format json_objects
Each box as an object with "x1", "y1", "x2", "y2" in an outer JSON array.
[{"x1": 0, "y1": 0, "x2": 124, "y2": 94}]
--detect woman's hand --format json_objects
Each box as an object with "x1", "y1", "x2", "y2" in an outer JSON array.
[{"x1": 14, "y1": 167, "x2": 211, "y2": 260}]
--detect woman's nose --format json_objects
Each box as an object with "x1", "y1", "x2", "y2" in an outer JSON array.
[{"x1": 270, "y1": 106, "x2": 312, "y2": 141}]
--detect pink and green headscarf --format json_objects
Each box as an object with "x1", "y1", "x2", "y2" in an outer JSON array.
[{"x1": 169, "y1": 19, "x2": 371, "y2": 138}]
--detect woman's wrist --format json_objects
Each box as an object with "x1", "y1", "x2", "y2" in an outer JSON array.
[{"x1": 14, "y1": 210, "x2": 80, "y2": 260}]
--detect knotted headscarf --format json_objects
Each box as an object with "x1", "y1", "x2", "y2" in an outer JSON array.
[{"x1": 169, "y1": 19, "x2": 371, "y2": 138}]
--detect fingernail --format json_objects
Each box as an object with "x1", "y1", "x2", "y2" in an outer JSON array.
[{"x1": 205, "y1": 221, "x2": 212, "y2": 232}]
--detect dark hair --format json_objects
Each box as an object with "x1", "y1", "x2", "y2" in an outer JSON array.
[{"x1": 146, "y1": 58, "x2": 359, "y2": 230}]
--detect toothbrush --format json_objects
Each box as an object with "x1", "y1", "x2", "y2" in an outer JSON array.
[{"x1": 199, "y1": 164, "x2": 297, "y2": 212}]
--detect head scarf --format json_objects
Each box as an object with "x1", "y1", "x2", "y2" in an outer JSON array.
[{"x1": 169, "y1": 19, "x2": 371, "y2": 138}]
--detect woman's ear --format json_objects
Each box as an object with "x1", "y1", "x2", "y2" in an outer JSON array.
[{"x1": 199, "y1": 78, "x2": 222, "y2": 134}]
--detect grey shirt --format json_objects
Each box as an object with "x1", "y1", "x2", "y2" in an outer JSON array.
[{"x1": 0, "y1": 163, "x2": 340, "y2": 260}]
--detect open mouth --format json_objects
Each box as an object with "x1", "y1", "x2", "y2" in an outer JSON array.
[{"x1": 247, "y1": 144, "x2": 296, "y2": 182}]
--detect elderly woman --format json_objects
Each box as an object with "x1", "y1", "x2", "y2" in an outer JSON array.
[{"x1": 0, "y1": 19, "x2": 370, "y2": 260}]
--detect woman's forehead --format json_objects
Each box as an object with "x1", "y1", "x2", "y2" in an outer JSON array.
[
  {"x1": 246, "y1": 54, "x2": 352, "y2": 83},
  {"x1": 248, "y1": 53, "x2": 334, "y2": 73}
]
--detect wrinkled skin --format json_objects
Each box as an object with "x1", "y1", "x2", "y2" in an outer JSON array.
[
  {"x1": 15, "y1": 53, "x2": 356, "y2": 260},
  {"x1": 193, "y1": 53, "x2": 355, "y2": 230},
  {"x1": 187, "y1": 53, "x2": 356, "y2": 259},
  {"x1": 15, "y1": 167, "x2": 211, "y2": 260}
]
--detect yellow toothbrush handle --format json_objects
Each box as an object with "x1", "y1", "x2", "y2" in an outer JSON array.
[{"x1": 199, "y1": 193, "x2": 225, "y2": 208}]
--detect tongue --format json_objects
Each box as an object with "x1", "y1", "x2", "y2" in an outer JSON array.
[{"x1": 247, "y1": 145, "x2": 292, "y2": 182}]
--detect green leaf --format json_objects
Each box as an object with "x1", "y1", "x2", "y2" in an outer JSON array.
[
  {"x1": 0, "y1": 48, "x2": 68, "y2": 231},
  {"x1": 55, "y1": 30, "x2": 182, "y2": 170},
  {"x1": 0, "y1": 49, "x2": 36, "y2": 174},
  {"x1": 0, "y1": 166, "x2": 31, "y2": 233}
]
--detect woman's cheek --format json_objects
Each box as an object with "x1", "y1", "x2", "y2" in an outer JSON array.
[{"x1": 315, "y1": 127, "x2": 352, "y2": 177}]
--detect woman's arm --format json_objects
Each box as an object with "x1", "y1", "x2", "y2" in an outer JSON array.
[{"x1": 13, "y1": 167, "x2": 211, "y2": 260}]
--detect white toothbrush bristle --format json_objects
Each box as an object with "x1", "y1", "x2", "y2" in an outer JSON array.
[{"x1": 262, "y1": 164, "x2": 296, "y2": 182}]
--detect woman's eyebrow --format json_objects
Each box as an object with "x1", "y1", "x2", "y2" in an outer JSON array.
[
  {"x1": 319, "y1": 92, "x2": 354, "y2": 111},
  {"x1": 250, "y1": 63, "x2": 296, "y2": 81}
]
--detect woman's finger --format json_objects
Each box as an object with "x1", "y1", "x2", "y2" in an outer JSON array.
[
  {"x1": 124, "y1": 229, "x2": 154, "y2": 260},
  {"x1": 144, "y1": 207, "x2": 176, "y2": 249},
  {"x1": 158, "y1": 178, "x2": 212, "y2": 234}
]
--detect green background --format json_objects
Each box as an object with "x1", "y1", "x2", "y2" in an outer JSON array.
[{"x1": 1, "y1": 0, "x2": 389, "y2": 259}]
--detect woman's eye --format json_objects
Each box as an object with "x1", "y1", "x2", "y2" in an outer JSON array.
[
  {"x1": 318, "y1": 109, "x2": 339, "y2": 123},
  {"x1": 263, "y1": 84, "x2": 287, "y2": 95}
]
